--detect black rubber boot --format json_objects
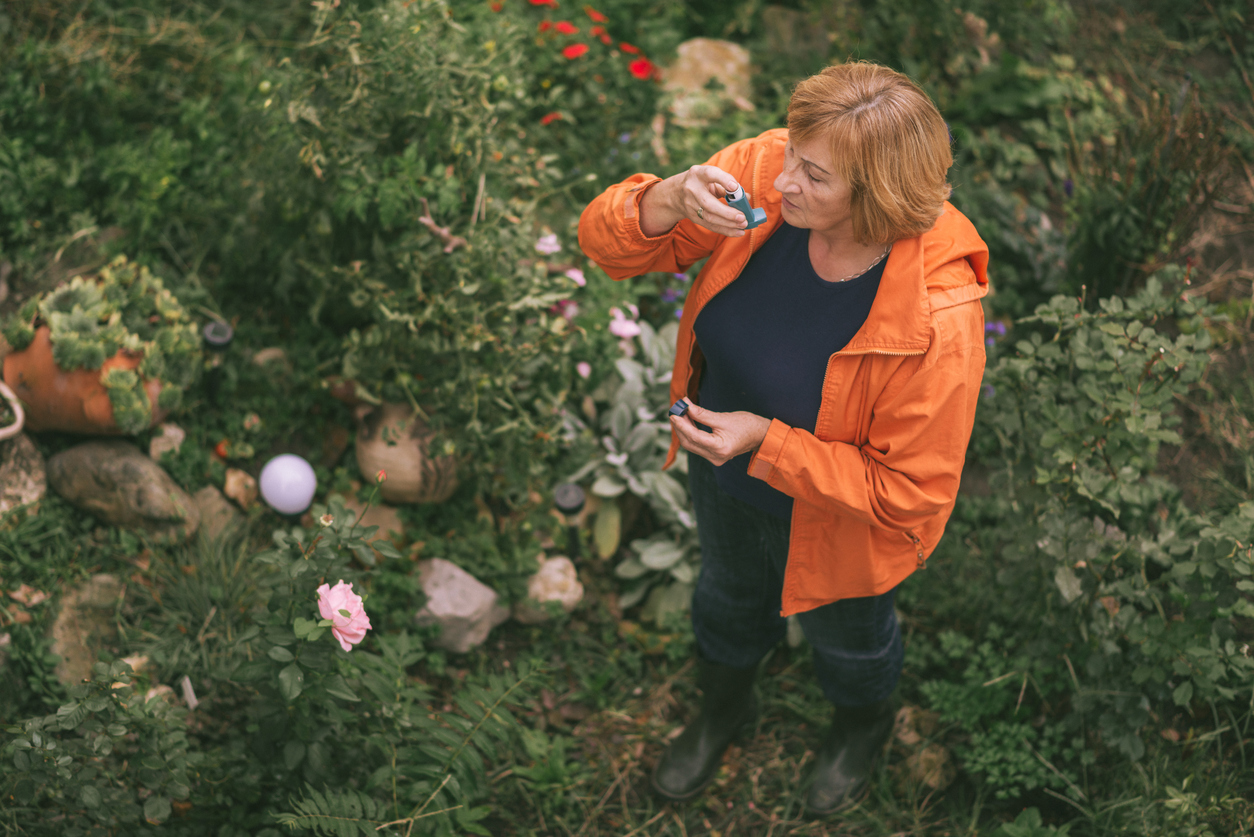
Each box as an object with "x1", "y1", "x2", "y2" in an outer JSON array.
[
  {"x1": 651, "y1": 660, "x2": 758, "y2": 802},
  {"x1": 805, "y1": 699, "x2": 894, "y2": 815}
]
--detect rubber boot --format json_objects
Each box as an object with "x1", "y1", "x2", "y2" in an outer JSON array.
[
  {"x1": 805, "y1": 699, "x2": 894, "y2": 815},
  {"x1": 651, "y1": 660, "x2": 758, "y2": 801}
]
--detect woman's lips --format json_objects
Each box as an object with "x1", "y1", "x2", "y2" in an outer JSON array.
[{"x1": 781, "y1": 196, "x2": 797, "y2": 211}]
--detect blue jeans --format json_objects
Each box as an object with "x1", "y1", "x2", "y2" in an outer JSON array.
[{"x1": 687, "y1": 453, "x2": 904, "y2": 708}]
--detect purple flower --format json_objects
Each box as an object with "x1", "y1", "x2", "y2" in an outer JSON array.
[
  {"x1": 619, "y1": 132, "x2": 632, "y2": 143},
  {"x1": 1064, "y1": 178, "x2": 1074, "y2": 198},
  {"x1": 673, "y1": 272, "x2": 690, "y2": 283},
  {"x1": 982, "y1": 383, "x2": 996, "y2": 399},
  {"x1": 675, "y1": 307, "x2": 683, "y2": 319},
  {"x1": 660, "y1": 287, "x2": 681, "y2": 303},
  {"x1": 535, "y1": 233, "x2": 562, "y2": 255},
  {"x1": 986, "y1": 337, "x2": 996, "y2": 347},
  {"x1": 985, "y1": 321, "x2": 1007, "y2": 336}
]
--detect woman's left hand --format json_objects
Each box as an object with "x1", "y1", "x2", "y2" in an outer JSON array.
[{"x1": 669, "y1": 399, "x2": 771, "y2": 467}]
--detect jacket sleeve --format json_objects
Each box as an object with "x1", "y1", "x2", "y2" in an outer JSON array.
[
  {"x1": 746, "y1": 286, "x2": 986, "y2": 532},
  {"x1": 577, "y1": 138, "x2": 761, "y2": 280}
]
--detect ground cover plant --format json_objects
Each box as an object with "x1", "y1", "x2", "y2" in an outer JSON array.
[{"x1": 1, "y1": 0, "x2": 1253, "y2": 834}]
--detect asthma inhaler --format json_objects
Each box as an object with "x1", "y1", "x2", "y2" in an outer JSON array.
[{"x1": 724, "y1": 183, "x2": 767, "y2": 229}]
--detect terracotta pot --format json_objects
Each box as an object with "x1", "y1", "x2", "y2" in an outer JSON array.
[
  {"x1": 355, "y1": 402, "x2": 458, "y2": 504},
  {"x1": 1, "y1": 326, "x2": 166, "y2": 435}
]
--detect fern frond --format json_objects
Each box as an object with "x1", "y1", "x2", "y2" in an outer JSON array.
[{"x1": 273, "y1": 786, "x2": 389, "y2": 836}]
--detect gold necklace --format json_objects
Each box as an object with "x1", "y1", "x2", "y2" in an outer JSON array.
[{"x1": 837, "y1": 245, "x2": 891, "y2": 282}]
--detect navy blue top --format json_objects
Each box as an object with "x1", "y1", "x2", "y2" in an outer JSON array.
[{"x1": 693, "y1": 221, "x2": 885, "y2": 520}]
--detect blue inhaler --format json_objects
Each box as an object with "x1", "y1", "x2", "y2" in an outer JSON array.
[{"x1": 724, "y1": 183, "x2": 766, "y2": 229}]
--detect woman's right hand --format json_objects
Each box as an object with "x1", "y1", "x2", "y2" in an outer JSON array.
[{"x1": 639, "y1": 165, "x2": 750, "y2": 238}]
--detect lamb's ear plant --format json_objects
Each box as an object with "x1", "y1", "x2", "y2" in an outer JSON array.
[{"x1": 567, "y1": 319, "x2": 701, "y2": 624}]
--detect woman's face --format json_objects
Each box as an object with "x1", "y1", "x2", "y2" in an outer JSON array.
[{"x1": 773, "y1": 136, "x2": 854, "y2": 236}]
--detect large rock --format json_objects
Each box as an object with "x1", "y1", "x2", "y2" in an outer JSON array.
[
  {"x1": 513, "y1": 555, "x2": 584, "y2": 624},
  {"x1": 50, "y1": 574, "x2": 123, "y2": 684},
  {"x1": 0, "y1": 433, "x2": 46, "y2": 515},
  {"x1": 662, "y1": 38, "x2": 755, "y2": 128},
  {"x1": 414, "y1": 558, "x2": 509, "y2": 653},
  {"x1": 47, "y1": 441, "x2": 199, "y2": 543},
  {"x1": 193, "y1": 485, "x2": 243, "y2": 542}
]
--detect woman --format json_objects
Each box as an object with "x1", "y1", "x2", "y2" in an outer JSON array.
[{"x1": 578, "y1": 62, "x2": 989, "y2": 814}]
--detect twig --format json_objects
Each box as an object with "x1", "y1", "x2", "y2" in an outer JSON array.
[
  {"x1": 621, "y1": 810, "x2": 667, "y2": 837},
  {"x1": 470, "y1": 172, "x2": 486, "y2": 233},
  {"x1": 418, "y1": 198, "x2": 467, "y2": 254},
  {"x1": 1029, "y1": 743, "x2": 1088, "y2": 801}
]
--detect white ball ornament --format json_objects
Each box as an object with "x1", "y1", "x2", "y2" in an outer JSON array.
[{"x1": 259, "y1": 454, "x2": 317, "y2": 515}]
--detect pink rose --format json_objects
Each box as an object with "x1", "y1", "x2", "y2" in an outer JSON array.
[
  {"x1": 316, "y1": 580, "x2": 372, "y2": 652},
  {"x1": 576, "y1": 361, "x2": 592, "y2": 379},
  {"x1": 608, "y1": 307, "x2": 641, "y2": 339},
  {"x1": 564, "y1": 268, "x2": 586, "y2": 286}
]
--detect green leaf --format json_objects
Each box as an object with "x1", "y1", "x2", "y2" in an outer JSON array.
[
  {"x1": 143, "y1": 795, "x2": 171, "y2": 825},
  {"x1": 80, "y1": 785, "x2": 102, "y2": 808},
  {"x1": 1172, "y1": 681, "x2": 1193, "y2": 707},
  {"x1": 278, "y1": 664, "x2": 305, "y2": 702},
  {"x1": 324, "y1": 675, "x2": 362, "y2": 702},
  {"x1": 293, "y1": 617, "x2": 316, "y2": 639},
  {"x1": 594, "y1": 501, "x2": 621, "y2": 559},
  {"x1": 268, "y1": 646, "x2": 295, "y2": 662}
]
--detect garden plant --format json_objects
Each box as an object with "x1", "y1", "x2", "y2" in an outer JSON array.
[{"x1": 1, "y1": 0, "x2": 1253, "y2": 834}]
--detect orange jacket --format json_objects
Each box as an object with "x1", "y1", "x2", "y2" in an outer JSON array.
[{"x1": 578, "y1": 128, "x2": 989, "y2": 616}]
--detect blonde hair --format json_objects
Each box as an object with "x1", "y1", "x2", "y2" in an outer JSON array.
[{"x1": 787, "y1": 61, "x2": 952, "y2": 245}]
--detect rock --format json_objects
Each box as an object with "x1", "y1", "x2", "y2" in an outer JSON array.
[
  {"x1": 0, "y1": 433, "x2": 46, "y2": 516},
  {"x1": 192, "y1": 485, "x2": 243, "y2": 541},
  {"x1": 50, "y1": 574, "x2": 123, "y2": 684},
  {"x1": 662, "y1": 38, "x2": 755, "y2": 128},
  {"x1": 223, "y1": 468, "x2": 258, "y2": 510},
  {"x1": 47, "y1": 441, "x2": 199, "y2": 543},
  {"x1": 513, "y1": 555, "x2": 584, "y2": 624},
  {"x1": 414, "y1": 558, "x2": 509, "y2": 653},
  {"x1": 148, "y1": 422, "x2": 186, "y2": 462}
]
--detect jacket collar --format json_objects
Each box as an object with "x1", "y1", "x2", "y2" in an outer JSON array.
[{"x1": 742, "y1": 130, "x2": 988, "y2": 356}]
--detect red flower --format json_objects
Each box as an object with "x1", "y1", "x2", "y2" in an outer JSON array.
[
  {"x1": 540, "y1": 111, "x2": 563, "y2": 125},
  {"x1": 590, "y1": 25, "x2": 605, "y2": 36},
  {"x1": 376, "y1": 469, "x2": 387, "y2": 484},
  {"x1": 529, "y1": 0, "x2": 556, "y2": 5},
  {"x1": 599, "y1": 33, "x2": 611, "y2": 44},
  {"x1": 618, "y1": 42, "x2": 640, "y2": 54},
  {"x1": 629, "y1": 58, "x2": 656, "y2": 80},
  {"x1": 585, "y1": 6, "x2": 607, "y2": 21},
  {"x1": 555, "y1": 20, "x2": 578, "y2": 34},
  {"x1": 562, "y1": 43, "x2": 589, "y2": 59},
  {"x1": 538, "y1": 20, "x2": 552, "y2": 32},
  {"x1": 489, "y1": 0, "x2": 503, "y2": 10}
]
